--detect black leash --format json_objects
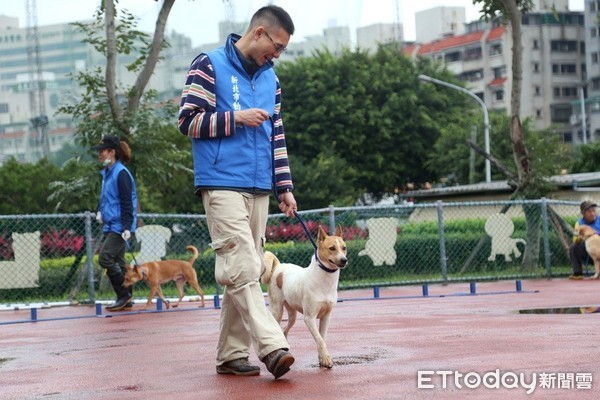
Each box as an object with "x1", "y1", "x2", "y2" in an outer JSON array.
[
  {"x1": 270, "y1": 117, "x2": 318, "y2": 251},
  {"x1": 124, "y1": 238, "x2": 140, "y2": 267}
]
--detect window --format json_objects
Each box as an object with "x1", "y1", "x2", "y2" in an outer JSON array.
[
  {"x1": 551, "y1": 40, "x2": 578, "y2": 52},
  {"x1": 533, "y1": 63, "x2": 540, "y2": 73},
  {"x1": 550, "y1": 104, "x2": 572, "y2": 123},
  {"x1": 0, "y1": 103, "x2": 8, "y2": 113},
  {"x1": 563, "y1": 87, "x2": 578, "y2": 97},
  {"x1": 592, "y1": 27, "x2": 598, "y2": 38},
  {"x1": 490, "y1": 43, "x2": 502, "y2": 56},
  {"x1": 535, "y1": 86, "x2": 541, "y2": 95},
  {"x1": 553, "y1": 87, "x2": 561, "y2": 97},
  {"x1": 533, "y1": 39, "x2": 539, "y2": 49},
  {"x1": 592, "y1": 52, "x2": 599, "y2": 64},
  {"x1": 460, "y1": 69, "x2": 483, "y2": 82},
  {"x1": 493, "y1": 66, "x2": 506, "y2": 79},
  {"x1": 552, "y1": 63, "x2": 577, "y2": 74},
  {"x1": 553, "y1": 87, "x2": 578, "y2": 98},
  {"x1": 464, "y1": 46, "x2": 482, "y2": 60},
  {"x1": 536, "y1": 109, "x2": 542, "y2": 119},
  {"x1": 495, "y1": 90, "x2": 504, "y2": 101},
  {"x1": 444, "y1": 51, "x2": 461, "y2": 63}
]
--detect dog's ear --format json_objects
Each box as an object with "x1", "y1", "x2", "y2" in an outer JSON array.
[
  {"x1": 318, "y1": 225, "x2": 327, "y2": 242},
  {"x1": 134, "y1": 265, "x2": 143, "y2": 278},
  {"x1": 335, "y1": 224, "x2": 343, "y2": 238}
]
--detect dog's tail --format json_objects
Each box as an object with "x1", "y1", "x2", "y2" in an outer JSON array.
[
  {"x1": 261, "y1": 251, "x2": 280, "y2": 285},
  {"x1": 186, "y1": 245, "x2": 199, "y2": 265}
]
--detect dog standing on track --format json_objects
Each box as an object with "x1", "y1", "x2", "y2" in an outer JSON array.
[
  {"x1": 262, "y1": 225, "x2": 347, "y2": 368},
  {"x1": 123, "y1": 245, "x2": 205, "y2": 309}
]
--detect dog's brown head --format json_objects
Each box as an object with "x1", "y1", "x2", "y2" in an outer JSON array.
[
  {"x1": 123, "y1": 264, "x2": 145, "y2": 287},
  {"x1": 317, "y1": 225, "x2": 348, "y2": 270},
  {"x1": 577, "y1": 225, "x2": 598, "y2": 241}
]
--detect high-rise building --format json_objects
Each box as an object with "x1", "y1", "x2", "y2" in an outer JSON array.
[
  {"x1": 415, "y1": 7, "x2": 466, "y2": 43},
  {"x1": 405, "y1": 5, "x2": 589, "y2": 144},
  {"x1": 576, "y1": 0, "x2": 600, "y2": 144}
]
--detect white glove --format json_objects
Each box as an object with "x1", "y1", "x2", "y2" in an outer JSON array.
[
  {"x1": 121, "y1": 230, "x2": 131, "y2": 241},
  {"x1": 95, "y1": 211, "x2": 103, "y2": 224}
]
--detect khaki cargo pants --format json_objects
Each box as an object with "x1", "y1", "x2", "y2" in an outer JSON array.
[{"x1": 201, "y1": 190, "x2": 289, "y2": 365}]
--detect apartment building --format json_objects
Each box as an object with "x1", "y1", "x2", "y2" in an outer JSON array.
[
  {"x1": 415, "y1": 6, "x2": 466, "y2": 43},
  {"x1": 404, "y1": 4, "x2": 594, "y2": 144},
  {"x1": 579, "y1": 0, "x2": 600, "y2": 144},
  {"x1": 0, "y1": 15, "x2": 194, "y2": 163}
]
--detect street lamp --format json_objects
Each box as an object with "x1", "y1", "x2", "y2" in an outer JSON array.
[
  {"x1": 575, "y1": 80, "x2": 588, "y2": 145},
  {"x1": 418, "y1": 74, "x2": 491, "y2": 184}
]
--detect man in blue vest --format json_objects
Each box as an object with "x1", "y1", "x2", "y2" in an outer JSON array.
[
  {"x1": 569, "y1": 200, "x2": 600, "y2": 279},
  {"x1": 178, "y1": 6, "x2": 297, "y2": 379}
]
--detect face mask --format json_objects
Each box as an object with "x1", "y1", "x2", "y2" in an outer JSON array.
[{"x1": 102, "y1": 158, "x2": 111, "y2": 167}]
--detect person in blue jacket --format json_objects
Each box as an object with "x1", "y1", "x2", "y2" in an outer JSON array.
[
  {"x1": 93, "y1": 136, "x2": 138, "y2": 311},
  {"x1": 178, "y1": 5, "x2": 296, "y2": 379},
  {"x1": 569, "y1": 200, "x2": 600, "y2": 279}
]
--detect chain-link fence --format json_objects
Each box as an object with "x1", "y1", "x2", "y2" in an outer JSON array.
[{"x1": 0, "y1": 199, "x2": 583, "y2": 306}]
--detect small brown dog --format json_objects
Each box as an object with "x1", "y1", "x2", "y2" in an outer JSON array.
[
  {"x1": 123, "y1": 245, "x2": 205, "y2": 309},
  {"x1": 576, "y1": 225, "x2": 600, "y2": 279}
]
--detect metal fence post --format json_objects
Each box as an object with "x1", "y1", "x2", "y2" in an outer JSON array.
[
  {"x1": 540, "y1": 197, "x2": 552, "y2": 275},
  {"x1": 84, "y1": 211, "x2": 96, "y2": 302},
  {"x1": 329, "y1": 205, "x2": 335, "y2": 233},
  {"x1": 436, "y1": 201, "x2": 448, "y2": 282}
]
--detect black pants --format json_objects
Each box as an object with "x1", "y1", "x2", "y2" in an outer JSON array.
[
  {"x1": 569, "y1": 242, "x2": 588, "y2": 276},
  {"x1": 99, "y1": 232, "x2": 135, "y2": 300}
]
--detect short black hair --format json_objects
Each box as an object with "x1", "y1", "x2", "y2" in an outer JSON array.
[{"x1": 250, "y1": 5, "x2": 295, "y2": 35}]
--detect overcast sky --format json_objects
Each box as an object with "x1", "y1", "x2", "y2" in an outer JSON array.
[{"x1": 0, "y1": 0, "x2": 585, "y2": 46}]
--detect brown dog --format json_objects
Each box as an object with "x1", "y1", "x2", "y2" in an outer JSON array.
[
  {"x1": 576, "y1": 225, "x2": 600, "y2": 279},
  {"x1": 123, "y1": 245, "x2": 205, "y2": 309}
]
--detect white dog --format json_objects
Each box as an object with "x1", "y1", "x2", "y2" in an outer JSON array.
[{"x1": 262, "y1": 225, "x2": 347, "y2": 368}]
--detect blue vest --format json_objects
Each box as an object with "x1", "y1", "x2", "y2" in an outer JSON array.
[
  {"x1": 99, "y1": 161, "x2": 137, "y2": 234},
  {"x1": 578, "y1": 217, "x2": 600, "y2": 233},
  {"x1": 192, "y1": 37, "x2": 276, "y2": 191}
]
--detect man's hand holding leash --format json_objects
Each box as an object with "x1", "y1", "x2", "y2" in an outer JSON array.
[{"x1": 278, "y1": 191, "x2": 297, "y2": 218}]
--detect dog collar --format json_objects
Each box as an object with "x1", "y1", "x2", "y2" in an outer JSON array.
[{"x1": 315, "y1": 252, "x2": 337, "y2": 273}]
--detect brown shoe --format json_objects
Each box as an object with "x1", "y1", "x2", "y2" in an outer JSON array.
[
  {"x1": 569, "y1": 275, "x2": 584, "y2": 280},
  {"x1": 216, "y1": 358, "x2": 260, "y2": 376},
  {"x1": 262, "y1": 349, "x2": 294, "y2": 379}
]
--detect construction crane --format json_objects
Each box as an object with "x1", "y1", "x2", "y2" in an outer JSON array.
[
  {"x1": 25, "y1": 0, "x2": 49, "y2": 158},
  {"x1": 222, "y1": 0, "x2": 236, "y2": 37}
]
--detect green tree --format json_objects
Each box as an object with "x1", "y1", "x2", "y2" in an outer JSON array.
[
  {"x1": 54, "y1": 1, "x2": 194, "y2": 214},
  {"x1": 571, "y1": 142, "x2": 600, "y2": 173},
  {"x1": 276, "y1": 46, "x2": 472, "y2": 206},
  {"x1": 0, "y1": 158, "x2": 61, "y2": 214}
]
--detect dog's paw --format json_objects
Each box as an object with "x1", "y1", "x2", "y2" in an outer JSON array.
[{"x1": 319, "y1": 355, "x2": 334, "y2": 369}]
